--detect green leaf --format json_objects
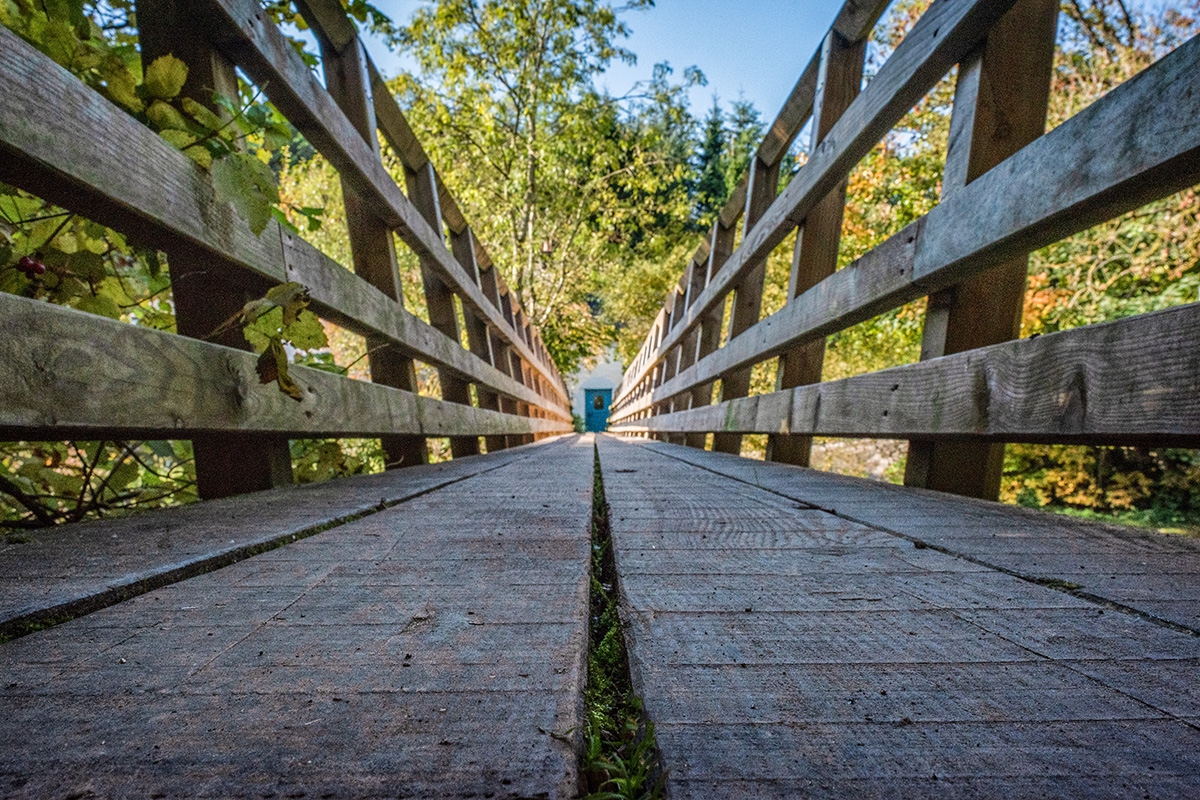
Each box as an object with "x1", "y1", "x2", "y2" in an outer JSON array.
[
  {"x1": 263, "y1": 120, "x2": 294, "y2": 151},
  {"x1": 181, "y1": 96, "x2": 225, "y2": 133},
  {"x1": 211, "y1": 152, "x2": 279, "y2": 235},
  {"x1": 243, "y1": 306, "x2": 282, "y2": 353},
  {"x1": 105, "y1": 459, "x2": 140, "y2": 493},
  {"x1": 146, "y1": 99, "x2": 190, "y2": 131},
  {"x1": 282, "y1": 308, "x2": 328, "y2": 351},
  {"x1": 76, "y1": 293, "x2": 121, "y2": 319},
  {"x1": 240, "y1": 281, "x2": 310, "y2": 326},
  {"x1": 158, "y1": 129, "x2": 212, "y2": 168},
  {"x1": 144, "y1": 54, "x2": 188, "y2": 100},
  {"x1": 98, "y1": 56, "x2": 143, "y2": 112},
  {"x1": 69, "y1": 250, "x2": 106, "y2": 279}
]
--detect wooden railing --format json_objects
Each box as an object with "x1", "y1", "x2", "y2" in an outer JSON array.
[
  {"x1": 608, "y1": 0, "x2": 1200, "y2": 500},
  {"x1": 0, "y1": 0, "x2": 571, "y2": 499}
]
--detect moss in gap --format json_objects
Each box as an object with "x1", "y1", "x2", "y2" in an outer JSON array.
[{"x1": 583, "y1": 444, "x2": 665, "y2": 799}]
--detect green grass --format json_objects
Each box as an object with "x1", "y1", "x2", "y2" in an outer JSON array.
[
  {"x1": 1042, "y1": 505, "x2": 1200, "y2": 537},
  {"x1": 583, "y1": 445, "x2": 665, "y2": 800}
]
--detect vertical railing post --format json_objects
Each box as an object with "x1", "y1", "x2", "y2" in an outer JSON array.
[
  {"x1": 663, "y1": 286, "x2": 688, "y2": 445},
  {"x1": 452, "y1": 227, "x2": 507, "y2": 453},
  {"x1": 316, "y1": 32, "x2": 428, "y2": 468},
  {"x1": 138, "y1": 0, "x2": 294, "y2": 498},
  {"x1": 686, "y1": 222, "x2": 734, "y2": 449},
  {"x1": 768, "y1": 29, "x2": 866, "y2": 466},
  {"x1": 712, "y1": 155, "x2": 780, "y2": 454},
  {"x1": 904, "y1": 0, "x2": 1057, "y2": 499},
  {"x1": 404, "y1": 162, "x2": 480, "y2": 458}
]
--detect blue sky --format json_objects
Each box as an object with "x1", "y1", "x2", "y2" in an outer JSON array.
[
  {"x1": 356, "y1": 0, "x2": 1166, "y2": 124},
  {"x1": 358, "y1": 0, "x2": 851, "y2": 121}
]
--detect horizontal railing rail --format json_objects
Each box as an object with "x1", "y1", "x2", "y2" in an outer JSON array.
[
  {"x1": 0, "y1": 1, "x2": 572, "y2": 499},
  {"x1": 609, "y1": 0, "x2": 1200, "y2": 500}
]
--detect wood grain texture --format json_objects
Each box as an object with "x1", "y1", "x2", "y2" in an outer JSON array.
[
  {"x1": 0, "y1": 293, "x2": 568, "y2": 440},
  {"x1": 612, "y1": 302, "x2": 1200, "y2": 445},
  {"x1": 137, "y1": 0, "x2": 293, "y2": 497},
  {"x1": 0, "y1": 436, "x2": 593, "y2": 799},
  {"x1": 612, "y1": 30, "x2": 1200, "y2": 422},
  {"x1": 198, "y1": 0, "x2": 567, "y2": 405},
  {"x1": 319, "y1": 30, "x2": 428, "y2": 467},
  {"x1": 598, "y1": 435, "x2": 1200, "y2": 798},
  {"x1": 0, "y1": 27, "x2": 563, "y2": 423},
  {"x1": 905, "y1": 0, "x2": 1058, "y2": 498},
  {"x1": 769, "y1": 28, "x2": 866, "y2": 467},
  {"x1": 614, "y1": 0, "x2": 1018, "y2": 402}
]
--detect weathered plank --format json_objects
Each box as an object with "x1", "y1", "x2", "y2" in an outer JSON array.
[
  {"x1": 598, "y1": 436, "x2": 1200, "y2": 798},
  {"x1": 613, "y1": 301, "x2": 1200, "y2": 445},
  {"x1": 633, "y1": 439, "x2": 1200, "y2": 633},
  {"x1": 614, "y1": 0, "x2": 1019, "y2": 402},
  {"x1": 0, "y1": 435, "x2": 594, "y2": 798},
  {"x1": 904, "y1": 0, "x2": 1058, "y2": 498},
  {"x1": 769, "y1": 27, "x2": 866, "y2": 466},
  {"x1": 613, "y1": 30, "x2": 1200, "y2": 421},
  {"x1": 138, "y1": 0, "x2": 294, "y2": 497},
  {"x1": 0, "y1": 442, "x2": 545, "y2": 637},
  {"x1": 711, "y1": 155, "x2": 780, "y2": 455},
  {"x1": 0, "y1": 26, "x2": 560, "y2": 420},
  {"x1": 198, "y1": 0, "x2": 568, "y2": 406},
  {"x1": 320, "y1": 29, "x2": 429, "y2": 467},
  {"x1": 0, "y1": 293, "x2": 568, "y2": 441}
]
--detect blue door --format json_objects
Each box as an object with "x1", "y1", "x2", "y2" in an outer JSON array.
[{"x1": 584, "y1": 389, "x2": 613, "y2": 432}]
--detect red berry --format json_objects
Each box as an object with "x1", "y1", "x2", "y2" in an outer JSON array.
[
  {"x1": 17, "y1": 255, "x2": 35, "y2": 272},
  {"x1": 31, "y1": 261, "x2": 46, "y2": 275}
]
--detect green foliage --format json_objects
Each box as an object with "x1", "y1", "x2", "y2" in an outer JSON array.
[
  {"x1": 387, "y1": 0, "x2": 700, "y2": 376},
  {"x1": 585, "y1": 447, "x2": 664, "y2": 799},
  {"x1": 290, "y1": 439, "x2": 380, "y2": 484},
  {"x1": 0, "y1": 440, "x2": 197, "y2": 530},
  {"x1": 0, "y1": 2, "x2": 339, "y2": 526}
]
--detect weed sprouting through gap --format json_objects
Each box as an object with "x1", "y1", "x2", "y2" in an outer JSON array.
[{"x1": 583, "y1": 444, "x2": 665, "y2": 800}]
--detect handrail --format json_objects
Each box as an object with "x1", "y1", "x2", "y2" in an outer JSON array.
[
  {"x1": 0, "y1": 3, "x2": 573, "y2": 499},
  {"x1": 609, "y1": 0, "x2": 1200, "y2": 502}
]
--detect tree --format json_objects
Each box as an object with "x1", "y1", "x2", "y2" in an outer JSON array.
[
  {"x1": 386, "y1": 0, "x2": 702, "y2": 375},
  {"x1": 693, "y1": 99, "x2": 726, "y2": 222}
]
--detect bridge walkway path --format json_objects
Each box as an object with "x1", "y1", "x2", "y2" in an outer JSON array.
[
  {"x1": 1, "y1": 435, "x2": 595, "y2": 799},
  {"x1": 597, "y1": 435, "x2": 1200, "y2": 799}
]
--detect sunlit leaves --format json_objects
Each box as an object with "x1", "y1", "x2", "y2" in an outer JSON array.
[
  {"x1": 212, "y1": 152, "x2": 280, "y2": 235},
  {"x1": 143, "y1": 53, "x2": 187, "y2": 100}
]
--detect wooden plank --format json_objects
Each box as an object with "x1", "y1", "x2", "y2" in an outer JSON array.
[
  {"x1": 280, "y1": 234, "x2": 556, "y2": 413},
  {"x1": 0, "y1": 445, "x2": 532, "y2": 637},
  {"x1": 611, "y1": 301, "x2": 1200, "y2": 446},
  {"x1": 320, "y1": 31, "x2": 428, "y2": 468},
  {"x1": 0, "y1": 293, "x2": 568, "y2": 440},
  {"x1": 406, "y1": 161, "x2": 481, "y2": 458},
  {"x1": 452, "y1": 228, "x2": 508, "y2": 453},
  {"x1": 0, "y1": 437, "x2": 592, "y2": 797},
  {"x1": 904, "y1": 0, "x2": 1058, "y2": 499},
  {"x1": 615, "y1": 0, "x2": 1019, "y2": 400},
  {"x1": 0, "y1": 27, "x2": 556, "y2": 419},
  {"x1": 597, "y1": 436, "x2": 1200, "y2": 798},
  {"x1": 712, "y1": 155, "x2": 781, "y2": 454},
  {"x1": 612, "y1": 30, "x2": 1200, "y2": 421},
  {"x1": 768, "y1": 28, "x2": 866, "y2": 467},
  {"x1": 197, "y1": 0, "x2": 568, "y2": 408},
  {"x1": 137, "y1": 0, "x2": 293, "y2": 498},
  {"x1": 611, "y1": 0, "x2": 888, "y2": 387},
  {"x1": 687, "y1": 222, "x2": 734, "y2": 449}
]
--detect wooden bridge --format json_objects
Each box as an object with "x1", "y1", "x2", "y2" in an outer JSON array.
[{"x1": 1, "y1": 0, "x2": 1199, "y2": 797}]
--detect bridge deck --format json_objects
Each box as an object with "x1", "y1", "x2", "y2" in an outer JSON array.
[
  {"x1": 597, "y1": 435, "x2": 1200, "y2": 799},
  {"x1": 3, "y1": 434, "x2": 1200, "y2": 797},
  {"x1": 1, "y1": 436, "x2": 594, "y2": 799}
]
